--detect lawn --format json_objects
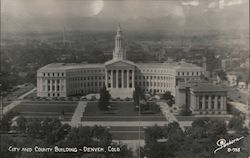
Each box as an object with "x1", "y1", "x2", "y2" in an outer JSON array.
[
  {"x1": 11, "y1": 101, "x2": 78, "y2": 121},
  {"x1": 82, "y1": 101, "x2": 166, "y2": 121}
]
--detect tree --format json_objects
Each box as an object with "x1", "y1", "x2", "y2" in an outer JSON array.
[
  {"x1": 0, "y1": 111, "x2": 18, "y2": 132},
  {"x1": 144, "y1": 122, "x2": 185, "y2": 158},
  {"x1": 179, "y1": 104, "x2": 192, "y2": 116},
  {"x1": 0, "y1": 135, "x2": 18, "y2": 158},
  {"x1": 16, "y1": 116, "x2": 27, "y2": 133},
  {"x1": 133, "y1": 86, "x2": 141, "y2": 106},
  {"x1": 217, "y1": 70, "x2": 227, "y2": 81},
  {"x1": 163, "y1": 91, "x2": 175, "y2": 107},
  {"x1": 98, "y1": 86, "x2": 111, "y2": 111},
  {"x1": 133, "y1": 86, "x2": 145, "y2": 111},
  {"x1": 190, "y1": 118, "x2": 227, "y2": 139},
  {"x1": 228, "y1": 116, "x2": 248, "y2": 134}
]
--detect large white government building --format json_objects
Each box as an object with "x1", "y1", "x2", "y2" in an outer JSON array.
[{"x1": 37, "y1": 26, "x2": 204, "y2": 99}]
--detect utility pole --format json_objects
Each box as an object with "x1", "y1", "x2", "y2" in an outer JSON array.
[
  {"x1": 138, "y1": 95, "x2": 141, "y2": 158},
  {"x1": 0, "y1": 96, "x2": 3, "y2": 120}
]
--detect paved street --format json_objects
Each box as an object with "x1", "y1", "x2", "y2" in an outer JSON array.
[{"x1": 64, "y1": 121, "x2": 168, "y2": 127}]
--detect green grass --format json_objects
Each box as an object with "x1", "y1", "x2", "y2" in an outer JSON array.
[
  {"x1": 82, "y1": 101, "x2": 166, "y2": 121},
  {"x1": 11, "y1": 101, "x2": 78, "y2": 121},
  {"x1": 84, "y1": 102, "x2": 164, "y2": 116}
]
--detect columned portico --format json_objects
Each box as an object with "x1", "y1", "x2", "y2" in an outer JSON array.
[
  {"x1": 105, "y1": 67, "x2": 135, "y2": 99},
  {"x1": 106, "y1": 69, "x2": 135, "y2": 89}
]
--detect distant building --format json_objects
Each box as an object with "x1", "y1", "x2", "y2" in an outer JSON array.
[
  {"x1": 240, "y1": 58, "x2": 249, "y2": 69},
  {"x1": 37, "y1": 25, "x2": 204, "y2": 99},
  {"x1": 221, "y1": 58, "x2": 241, "y2": 71},
  {"x1": 176, "y1": 81, "x2": 227, "y2": 115},
  {"x1": 238, "y1": 82, "x2": 247, "y2": 89},
  {"x1": 226, "y1": 73, "x2": 237, "y2": 87}
]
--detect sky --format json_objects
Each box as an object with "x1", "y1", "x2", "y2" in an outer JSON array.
[{"x1": 1, "y1": 0, "x2": 249, "y2": 33}]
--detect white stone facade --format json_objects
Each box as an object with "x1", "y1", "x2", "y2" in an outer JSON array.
[
  {"x1": 176, "y1": 82, "x2": 227, "y2": 115},
  {"x1": 37, "y1": 26, "x2": 204, "y2": 99}
]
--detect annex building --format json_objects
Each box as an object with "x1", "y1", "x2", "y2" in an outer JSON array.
[
  {"x1": 176, "y1": 81, "x2": 227, "y2": 115},
  {"x1": 37, "y1": 25, "x2": 204, "y2": 99}
]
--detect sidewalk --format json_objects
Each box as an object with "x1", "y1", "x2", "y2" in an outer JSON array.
[
  {"x1": 71, "y1": 101, "x2": 87, "y2": 127},
  {"x1": 18, "y1": 88, "x2": 36, "y2": 100},
  {"x1": 157, "y1": 101, "x2": 191, "y2": 130},
  {"x1": 3, "y1": 88, "x2": 36, "y2": 115}
]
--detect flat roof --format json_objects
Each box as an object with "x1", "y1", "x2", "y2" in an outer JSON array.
[
  {"x1": 191, "y1": 83, "x2": 227, "y2": 92},
  {"x1": 178, "y1": 81, "x2": 227, "y2": 92},
  {"x1": 38, "y1": 60, "x2": 203, "y2": 72},
  {"x1": 38, "y1": 63, "x2": 105, "y2": 71}
]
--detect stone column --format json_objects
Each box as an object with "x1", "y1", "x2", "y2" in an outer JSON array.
[
  {"x1": 122, "y1": 70, "x2": 124, "y2": 88},
  {"x1": 132, "y1": 70, "x2": 135, "y2": 88},
  {"x1": 214, "y1": 96, "x2": 218, "y2": 110},
  {"x1": 202, "y1": 96, "x2": 205, "y2": 110},
  {"x1": 111, "y1": 70, "x2": 113, "y2": 88},
  {"x1": 196, "y1": 96, "x2": 199, "y2": 110},
  {"x1": 223, "y1": 96, "x2": 226, "y2": 110},
  {"x1": 55, "y1": 80, "x2": 57, "y2": 92},
  {"x1": 105, "y1": 69, "x2": 108, "y2": 88},
  {"x1": 116, "y1": 70, "x2": 118, "y2": 88},
  {"x1": 127, "y1": 70, "x2": 129, "y2": 88},
  {"x1": 50, "y1": 79, "x2": 52, "y2": 92},
  {"x1": 220, "y1": 96, "x2": 224, "y2": 110},
  {"x1": 208, "y1": 96, "x2": 211, "y2": 110}
]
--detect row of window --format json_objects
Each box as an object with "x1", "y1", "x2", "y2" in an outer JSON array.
[
  {"x1": 48, "y1": 93, "x2": 60, "y2": 97},
  {"x1": 70, "y1": 82, "x2": 104, "y2": 89},
  {"x1": 135, "y1": 75, "x2": 173, "y2": 81},
  {"x1": 46, "y1": 79, "x2": 61, "y2": 84},
  {"x1": 136, "y1": 69, "x2": 173, "y2": 74},
  {"x1": 177, "y1": 71, "x2": 201, "y2": 76},
  {"x1": 43, "y1": 72, "x2": 64, "y2": 77},
  {"x1": 135, "y1": 81, "x2": 173, "y2": 88},
  {"x1": 70, "y1": 76, "x2": 105, "y2": 81},
  {"x1": 43, "y1": 85, "x2": 64, "y2": 92},
  {"x1": 68, "y1": 75, "x2": 173, "y2": 82},
  {"x1": 68, "y1": 69, "x2": 105, "y2": 75}
]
